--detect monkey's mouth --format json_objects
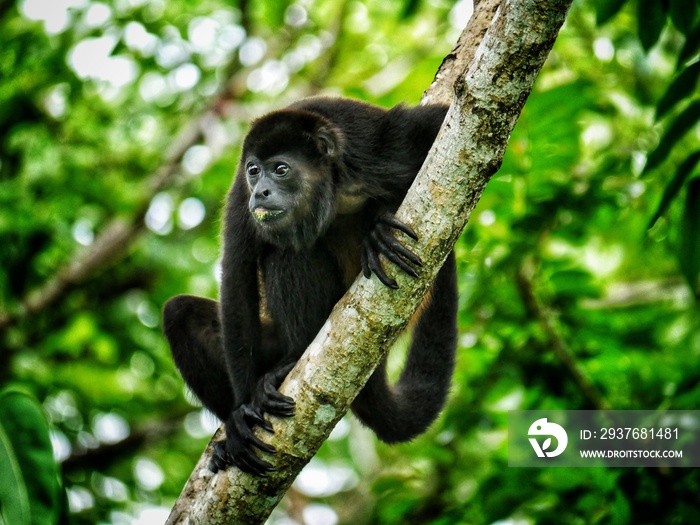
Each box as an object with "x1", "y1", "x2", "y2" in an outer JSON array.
[{"x1": 251, "y1": 206, "x2": 286, "y2": 223}]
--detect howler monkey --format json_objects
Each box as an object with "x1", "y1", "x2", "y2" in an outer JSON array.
[{"x1": 163, "y1": 97, "x2": 458, "y2": 476}]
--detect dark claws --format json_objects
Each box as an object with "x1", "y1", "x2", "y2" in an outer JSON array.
[
  {"x1": 209, "y1": 403, "x2": 280, "y2": 476},
  {"x1": 363, "y1": 237, "x2": 398, "y2": 288},
  {"x1": 371, "y1": 250, "x2": 398, "y2": 288},
  {"x1": 383, "y1": 214, "x2": 418, "y2": 240},
  {"x1": 361, "y1": 212, "x2": 421, "y2": 288},
  {"x1": 235, "y1": 406, "x2": 276, "y2": 453},
  {"x1": 210, "y1": 441, "x2": 229, "y2": 472},
  {"x1": 210, "y1": 436, "x2": 275, "y2": 476},
  {"x1": 235, "y1": 448, "x2": 275, "y2": 476},
  {"x1": 373, "y1": 233, "x2": 420, "y2": 277},
  {"x1": 262, "y1": 394, "x2": 295, "y2": 418},
  {"x1": 209, "y1": 358, "x2": 297, "y2": 477},
  {"x1": 255, "y1": 368, "x2": 296, "y2": 419}
]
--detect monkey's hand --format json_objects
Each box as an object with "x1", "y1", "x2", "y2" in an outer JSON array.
[
  {"x1": 362, "y1": 211, "x2": 423, "y2": 289},
  {"x1": 210, "y1": 366, "x2": 295, "y2": 476}
]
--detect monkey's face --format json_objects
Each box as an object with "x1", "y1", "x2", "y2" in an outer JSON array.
[
  {"x1": 243, "y1": 154, "x2": 335, "y2": 250},
  {"x1": 245, "y1": 157, "x2": 296, "y2": 224}
]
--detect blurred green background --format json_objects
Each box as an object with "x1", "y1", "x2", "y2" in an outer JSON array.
[{"x1": 1, "y1": 0, "x2": 699, "y2": 523}]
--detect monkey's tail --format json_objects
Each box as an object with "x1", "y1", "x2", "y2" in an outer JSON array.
[{"x1": 351, "y1": 253, "x2": 458, "y2": 443}]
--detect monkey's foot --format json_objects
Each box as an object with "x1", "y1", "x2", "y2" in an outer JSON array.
[{"x1": 210, "y1": 404, "x2": 277, "y2": 476}]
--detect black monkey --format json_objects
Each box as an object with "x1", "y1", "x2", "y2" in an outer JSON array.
[{"x1": 163, "y1": 97, "x2": 458, "y2": 476}]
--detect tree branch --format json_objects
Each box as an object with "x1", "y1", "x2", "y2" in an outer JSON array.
[
  {"x1": 422, "y1": 0, "x2": 501, "y2": 105},
  {"x1": 61, "y1": 416, "x2": 183, "y2": 473},
  {"x1": 166, "y1": 0, "x2": 574, "y2": 523},
  {"x1": 516, "y1": 256, "x2": 611, "y2": 411}
]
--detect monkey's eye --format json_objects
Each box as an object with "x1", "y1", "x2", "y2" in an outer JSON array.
[
  {"x1": 273, "y1": 163, "x2": 289, "y2": 177},
  {"x1": 246, "y1": 163, "x2": 261, "y2": 177}
]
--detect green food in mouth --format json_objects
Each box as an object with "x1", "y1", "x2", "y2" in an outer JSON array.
[{"x1": 253, "y1": 207, "x2": 284, "y2": 222}]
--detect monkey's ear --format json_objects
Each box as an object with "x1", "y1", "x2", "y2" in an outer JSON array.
[{"x1": 314, "y1": 125, "x2": 344, "y2": 157}]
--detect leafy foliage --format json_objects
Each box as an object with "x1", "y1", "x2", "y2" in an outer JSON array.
[
  {"x1": 0, "y1": 389, "x2": 67, "y2": 525},
  {"x1": 1, "y1": 0, "x2": 699, "y2": 524}
]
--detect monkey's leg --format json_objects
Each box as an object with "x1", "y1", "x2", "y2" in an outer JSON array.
[{"x1": 163, "y1": 295, "x2": 234, "y2": 421}]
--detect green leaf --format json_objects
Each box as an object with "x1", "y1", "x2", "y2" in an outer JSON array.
[
  {"x1": 595, "y1": 0, "x2": 629, "y2": 25},
  {"x1": 679, "y1": 178, "x2": 700, "y2": 297},
  {"x1": 656, "y1": 61, "x2": 700, "y2": 119},
  {"x1": 670, "y1": 0, "x2": 699, "y2": 35},
  {"x1": 0, "y1": 390, "x2": 61, "y2": 525},
  {"x1": 644, "y1": 100, "x2": 700, "y2": 175},
  {"x1": 401, "y1": 0, "x2": 421, "y2": 19},
  {"x1": 638, "y1": 0, "x2": 668, "y2": 51},
  {"x1": 549, "y1": 269, "x2": 600, "y2": 298},
  {"x1": 518, "y1": 81, "x2": 593, "y2": 177},
  {"x1": 678, "y1": 22, "x2": 700, "y2": 67},
  {"x1": 648, "y1": 151, "x2": 700, "y2": 228}
]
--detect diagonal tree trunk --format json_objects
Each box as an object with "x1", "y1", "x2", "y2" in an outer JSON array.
[{"x1": 166, "y1": 0, "x2": 574, "y2": 522}]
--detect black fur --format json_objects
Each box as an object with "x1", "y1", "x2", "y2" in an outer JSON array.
[{"x1": 163, "y1": 97, "x2": 457, "y2": 476}]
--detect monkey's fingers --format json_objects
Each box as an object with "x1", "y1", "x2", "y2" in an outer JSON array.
[
  {"x1": 240, "y1": 402, "x2": 271, "y2": 431},
  {"x1": 210, "y1": 435, "x2": 275, "y2": 477},
  {"x1": 377, "y1": 216, "x2": 423, "y2": 268},
  {"x1": 235, "y1": 406, "x2": 277, "y2": 454},
  {"x1": 260, "y1": 386, "x2": 295, "y2": 419},
  {"x1": 221, "y1": 408, "x2": 277, "y2": 476},
  {"x1": 362, "y1": 217, "x2": 423, "y2": 287},
  {"x1": 261, "y1": 379, "x2": 295, "y2": 418},
  {"x1": 362, "y1": 241, "x2": 398, "y2": 289},
  {"x1": 361, "y1": 245, "x2": 372, "y2": 279},
  {"x1": 264, "y1": 400, "x2": 295, "y2": 418},
  {"x1": 233, "y1": 449, "x2": 275, "y2": 477},
  {"x1": 380, "y1": 212, "x2": 418, "y2": 240},
  {"x1": 210, "y1": 441, "x2": 230, "y2": 473},
  {"x1": 251, "y1": 370, "x2": 295, "y2": 421},
  {"x1": 373, "y1": 233, "x2": 421, "y2": 277}
]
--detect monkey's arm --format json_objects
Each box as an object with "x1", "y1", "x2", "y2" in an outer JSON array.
[
  {"x1": 217, "y1": 250, "x2": 281, "y2": 474},
  {"x1": 216, "y1": 182, "x2": 295, "y2": 475},
  {"x1": 162, "y1": 288, "x2": 279, "y2": 475},
  {"x1": 219, "y1": 221, "x2": 261, "y2": 408},
  {"x1": 358, "y1": 103, "x2": 447, "y2": 288}
]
